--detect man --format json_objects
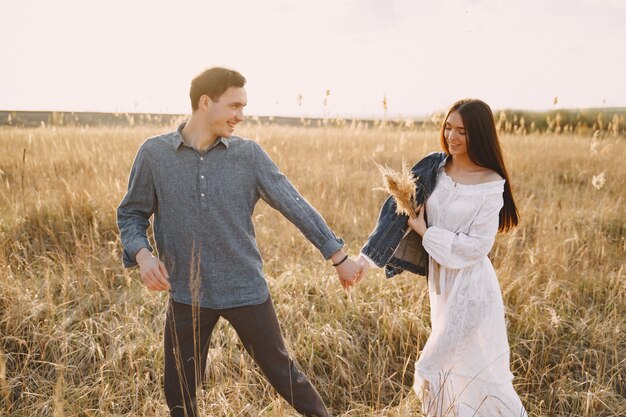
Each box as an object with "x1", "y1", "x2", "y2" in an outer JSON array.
[{"x1": 117, "y1": 67, "x2": 361, "y2": 417}]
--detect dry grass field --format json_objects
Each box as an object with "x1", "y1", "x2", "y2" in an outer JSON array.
[{"x1": 0, "y1": 122, "x2": 624, "y2": 416}]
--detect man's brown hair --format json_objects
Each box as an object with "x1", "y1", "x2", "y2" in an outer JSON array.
[{"x1": 189, "y1": 67, "x2": 246, "y2": 111}]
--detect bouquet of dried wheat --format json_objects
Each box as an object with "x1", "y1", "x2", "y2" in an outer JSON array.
[{"x1": 375, "y1": 161, "x2": 420, "y2": 219}]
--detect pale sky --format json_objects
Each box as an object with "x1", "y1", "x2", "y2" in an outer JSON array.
[{"x1": 2, "y1": 0, "x2": 625, "y2": 118}]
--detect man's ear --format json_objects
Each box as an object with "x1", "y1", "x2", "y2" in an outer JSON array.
[{"x1": 199, "y1": 95, "x2": 213, "y2": 111}]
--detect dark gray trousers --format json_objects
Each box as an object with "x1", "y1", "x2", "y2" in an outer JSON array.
[{"x1": 163, "y1": 296, "x2": 330, "y2": 417}]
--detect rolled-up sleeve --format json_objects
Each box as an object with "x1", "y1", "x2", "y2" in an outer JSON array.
[
  {"x1": 253, "y1": 143, "x2": 343, "y2": 259},
  {"x1": 422, "y1": 193, "x2": 502, "y2": 269},
  {"x1": 116, "y1": 145, "x2": 156, "y2": 268}
]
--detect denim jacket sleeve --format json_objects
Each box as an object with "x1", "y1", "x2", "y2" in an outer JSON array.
[
  {"x1": 360, "y1": 152, "x2": 447, "y2": 276},
  {"x1": 360, "y1": 195, "x2": 410, "y2": 267}
]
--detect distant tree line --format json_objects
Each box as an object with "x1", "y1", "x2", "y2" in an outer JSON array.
[
  {"x1": 1, "y1": 109, "x2": 624, "y2": 136},
  {"x1": 492, "y1": 108, "x2": 625, "y2": 137}
]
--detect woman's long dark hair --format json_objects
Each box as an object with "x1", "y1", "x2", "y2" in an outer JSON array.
[{"x1": 440, "y1": 98, "x2": 519, "y2": 232}]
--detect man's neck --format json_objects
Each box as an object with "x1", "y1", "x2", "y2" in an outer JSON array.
[{"x1": 181, "y1": 115, "x2": 219, "y2": 152}]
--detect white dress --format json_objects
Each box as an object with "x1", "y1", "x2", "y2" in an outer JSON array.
[{"x1": 413, "y1": 170, "x2": 527, "y2": 417}]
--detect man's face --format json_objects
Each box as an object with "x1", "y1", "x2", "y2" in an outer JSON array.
[{"x1": 205, "y1": 87, "x2": 247, "y2": 138}]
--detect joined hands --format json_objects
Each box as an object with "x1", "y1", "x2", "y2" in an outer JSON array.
[
  {"x1": 335, "y1": 203, "x2": 426, "y2": 290},
  {"x1": 331, "y1": 250, "x2": 371, "y2": 289}
]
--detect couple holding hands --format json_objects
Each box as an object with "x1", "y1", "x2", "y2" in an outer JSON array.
[{"x1": 117, "y1": 67, "x2": 527, "y2": 417}]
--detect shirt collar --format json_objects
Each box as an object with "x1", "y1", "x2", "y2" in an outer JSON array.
[{"x1": 171, "y1": 121, "x2": 230, "y2": 150}]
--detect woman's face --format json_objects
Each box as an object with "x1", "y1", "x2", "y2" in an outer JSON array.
[{"x1": 444, "y1": 110, "x2": 468, "y2": 157}]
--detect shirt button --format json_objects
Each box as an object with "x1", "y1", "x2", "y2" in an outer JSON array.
[
  {"x1": 200, "y1": 157, "x2": 204, "y2": 161},
  {"x1": 201, "y1": 193, "x2": 205, "y2": 197},
  {"x1": 201, "y1": 175, "x2": 205, "y2": 179}
]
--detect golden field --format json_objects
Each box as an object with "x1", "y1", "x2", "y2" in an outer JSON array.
[{"x1": 0, "y1": 123, "x2": 624, "y2": 416}]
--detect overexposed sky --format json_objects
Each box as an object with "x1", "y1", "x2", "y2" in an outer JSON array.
[{"x1": 1, "y1": 0, "x2": 625, "y2": 117}]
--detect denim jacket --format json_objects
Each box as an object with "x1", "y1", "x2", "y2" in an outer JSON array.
[{"x1": 361, "y1": 152, "x2": 448, "y2": 278}]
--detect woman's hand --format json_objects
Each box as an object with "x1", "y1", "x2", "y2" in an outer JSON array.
[
  {"x1": 353, "y1": 254, "x2": 371, "y2": 285},
  {"x1": 407, "y1": 203, "x2": 427, "y2": 236}
]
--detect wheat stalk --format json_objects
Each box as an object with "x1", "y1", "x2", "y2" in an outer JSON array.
[{"x1": 374, "y1": 161, "x2": 419, "y2": 219}]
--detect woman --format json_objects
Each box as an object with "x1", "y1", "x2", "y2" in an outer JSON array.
[{"x1": 356, "y1": 99, "x2": 527, "y2": 416}]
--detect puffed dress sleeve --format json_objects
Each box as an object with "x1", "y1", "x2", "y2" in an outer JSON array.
[{"x1": 421, "y1": 192, "x2": 503, "y2": 269}]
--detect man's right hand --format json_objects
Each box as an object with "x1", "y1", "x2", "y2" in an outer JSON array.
[{"x1": 136, "y1": 248, "x2": 171, "y2": 291}]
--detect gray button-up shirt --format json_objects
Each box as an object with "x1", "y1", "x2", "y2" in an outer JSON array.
[{"x1": 117, "y1": 123, "x2": 344, "y2": 309}]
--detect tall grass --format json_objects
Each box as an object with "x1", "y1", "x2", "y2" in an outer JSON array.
[{"x1": 0, "y1": 123, "x2": 624, "y2": 416}]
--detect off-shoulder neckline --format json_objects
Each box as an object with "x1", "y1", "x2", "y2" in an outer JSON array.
[{"x1": 440, "y1": 170, "x2": 505, "y2": 191}]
